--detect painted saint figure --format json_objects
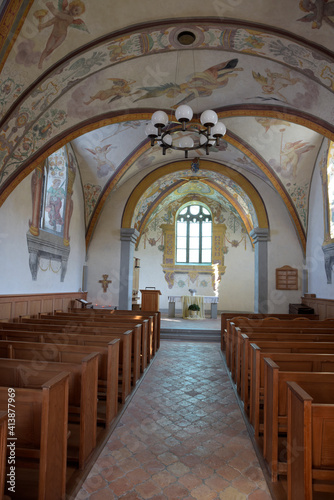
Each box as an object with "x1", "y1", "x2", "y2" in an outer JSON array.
[
  {"x1": 46, "y1": 178, "x2": 66, "y2": 231},
  {"x1": 37, "y1": 0, "x2": 89, "y2": 69}
]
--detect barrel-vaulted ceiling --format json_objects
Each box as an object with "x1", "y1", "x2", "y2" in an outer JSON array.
[{"x1": 0, "y1": 1, "x2": 334, "y2": 252}]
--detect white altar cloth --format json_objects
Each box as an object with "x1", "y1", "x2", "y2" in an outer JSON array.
[{"x1": 168, "y1": 295, "x2": 219, "y2": 319}]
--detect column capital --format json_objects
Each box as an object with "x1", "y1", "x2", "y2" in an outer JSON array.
[
  {"x1": 250, "y1": 227, "x2": 270, "y2": 244},
  {"x1": 120, "y1": 228, "x2": 139, "y2": 244}
]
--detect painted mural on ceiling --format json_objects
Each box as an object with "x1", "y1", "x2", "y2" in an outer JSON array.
[
  {"x1": 0, "y1": 1, "x2": 334, "y2": 253},
  {"x1": 131, "y1": 169, "x2": 258, "y2": 233},
  {"x1": 0, "y1": 20, "x2": 333, "y2": 188}
]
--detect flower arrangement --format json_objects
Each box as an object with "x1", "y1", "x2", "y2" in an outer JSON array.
[{"x1": 188, "y1": 303, "x2": 200, "y2": 311}]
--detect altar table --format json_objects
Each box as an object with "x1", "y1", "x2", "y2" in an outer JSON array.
[{"x1": 168, "y1": 295, "x2": 219, "y2": 319}]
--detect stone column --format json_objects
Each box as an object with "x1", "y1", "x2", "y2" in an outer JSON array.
[
  {"x1": 119, "y1": 228, "x2": 139, "y2": 310},
  {"x1": 250, "y1": 228, "x2": 270, "y2": 314}
]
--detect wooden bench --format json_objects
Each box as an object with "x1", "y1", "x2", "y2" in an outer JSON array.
[
  {"x1": 21, "y1": 316, "x2": 142, "y2": 386},
  {"x1": 68, "y1": 308, "x2": 161, "y2": 357},
  {"x1": 263, "y1": 358, "x2": 334, "y2": 482},
  {"x1": 240, "y1": 332, "x2": 334, "y2": 413},
  {"x1": 287, "y1": 381, "x2": 334, "y2": 500},
  {"x1": 226, "y1": 318, "x2": 334, "y2": 378},
  {"x1": 225, "y1": 318, "x2": 334, "y2": 373},
  {"x1": 250, "y1": 349, "x2": 334, "y2": 441},
  {"x1": 0, "y1": 328, "x2": 132, "y2": 405},
  {"x1": 46, "y1": 311, "x2": 151, "y2": 370},
  {"x1": 0, "y1": 339, "x2": 119, "y2": 428},
  {"x1": 221, "y1": 312, "x2": 319, "y2": 350},
  {"x1": 0, "y1": 370, "x2": 69, "y2": 500},
  {"x1": 230, "y1": 322, "x2": 334, "y2": 387},
  {"x1": 0, "y1": 355, "x2": 98, "y2": 470},
  {"x1": 66, "y1": 309, "x2": 151, "y2": 371}
]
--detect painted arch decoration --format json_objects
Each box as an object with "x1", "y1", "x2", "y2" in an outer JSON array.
[
  {"x1": 1, "y1": 19, "x2": 334, "y2": 195},
  {"x1": 122, "y1": 161, "x2": 268, "y2": 236}
]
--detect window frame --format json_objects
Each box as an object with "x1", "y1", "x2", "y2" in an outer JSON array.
[{"x1": 176, "y1": 204, "x2": 212, "y2": 265}]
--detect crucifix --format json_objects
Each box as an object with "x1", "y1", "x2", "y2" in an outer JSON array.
[{"x1": 99, "y1": 274, "x2": 112, "y2": 293}]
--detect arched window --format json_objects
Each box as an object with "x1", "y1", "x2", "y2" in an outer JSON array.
[{"x1": 176, "y1": 204, "x2": 212, "y2": 264}]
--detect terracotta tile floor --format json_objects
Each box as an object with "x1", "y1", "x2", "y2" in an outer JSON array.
[{"x1": 75, "y1": 341, "x2": 273, "y2": 499}]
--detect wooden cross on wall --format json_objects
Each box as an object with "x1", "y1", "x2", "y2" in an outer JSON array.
[{"x1": 99, "y1": 274, "x2": 112, "y2": 293}]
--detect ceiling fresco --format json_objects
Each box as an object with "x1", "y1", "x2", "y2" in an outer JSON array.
[{"x1": 1, "y1": 1, "x2": 334, "y2": 252}]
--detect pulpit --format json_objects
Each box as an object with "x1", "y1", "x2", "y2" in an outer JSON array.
[{"x1": 140, "y1": 289, "x2": 161, "y2": 311}]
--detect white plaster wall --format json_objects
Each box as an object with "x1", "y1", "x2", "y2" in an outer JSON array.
[
  {"x1": 85, "y1": 179, "x2": 133, "y2": 307},
  {"x1": 0, "y1": 169, "x2": 86, "y2": 294},
  {"x1": 306, "y1": 143, "x2": 333, "y2": 297}
]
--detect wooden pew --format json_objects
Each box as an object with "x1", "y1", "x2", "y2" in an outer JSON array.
[
  {"x1": 0, "y1": 328, "x2": 132, "y2": 405},
  {"x1": 240, "y1": 332, "x2": 334, "y2": 412},
  {"x1": 66, "y1": 309, "x2": 150, "y2": 371},
  {"x1": 21, "y1": 316, "x2": 142, "y2": 386},
  {"x1": 263, "y1": 358, "x2": 334, "y2": 482},
  {"x1": 250, "y1": 349, "x2": 334, "y2": 441},
  {"x1": 225, "y1": 318, "x2": 334, "y2": 373},
  {"x1": 68, "y1": 308, "x2": 161, "y2": 357},
  {"x1": 230, "y1": 322, "x2": 334, "y2": 387},
  {"x1": 287, "y1": 381, "x2": 334, "y2": 500},
  {"x1": 221, "y1": 312, "x2": 319, "y2": 350},
  {"x1": 0, "y1": 412, "x2": 7, "y2": 500},
  {"x1": 0, "y1": 370, "x2": 69, "y2": 500},
  {"x1": 111, "y1": 310, "x2": 161, "y2": 352},
  {"x1": 44, "y1": 311, "x2": 151, "y2": 370},
  {"x1": 0, "y1": 339, "x2": 119, "y2": 428},
  {"x1": 0, "y1": 355, "x2": 98, "y2": 470}
]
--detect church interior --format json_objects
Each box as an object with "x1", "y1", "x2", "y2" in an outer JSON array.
[{"x1": 0, "y1": 0, "x2": 334, "y2": 498}]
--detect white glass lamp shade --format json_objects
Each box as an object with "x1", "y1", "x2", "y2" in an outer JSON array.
[
  {"x1": 175, "y1": 105, "x2": 193, "y2": 123},
  {"x1": 151, "y1": 110, "x2": 169, "y2": 128},
  {"x1": 178, "y1": 136, "x2": 194, "y2": 149},
  {"x1": 211, "y1": 121, "x2": 226, "y2": 137},
  {"x1": 199, "y1": 134, "x2": 208, "y2": 146},
  {"x1": 145, "y1": 123, "x2": 158, "y2": 137},
  {"x1": 162, "y1": 134, "x2": 172, "y2": 146},
  {"x1": 200, "y1": 110, "x2": 218, "y2": 127}
]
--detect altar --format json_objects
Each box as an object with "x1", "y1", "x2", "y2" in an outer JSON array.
[{"x1": 168, "y1": 295, "x2": 219, "y2": 319}]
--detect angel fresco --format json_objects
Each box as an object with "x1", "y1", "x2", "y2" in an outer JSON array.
[
  {"x1": 36, "y1": 0, "x2": 89, "y2": 69},
  {"x1": 84, "y1": 78, "x2": 136, "y2": 105},
  {"x1": 133, "y1": 58, "x2": 242, "y2": 108},
  {"x1": 85, "y1": 144, "x2": 116, "y2": 178},
  {"x1": 298, "y1": 0, "x2": 334, "y2": 29},
  {"x1": 280, "y1": 140, "x2": 315, "y2": 178},
  {"x1": 252, "y1": 69, "x2": 301, "y2": 103}
]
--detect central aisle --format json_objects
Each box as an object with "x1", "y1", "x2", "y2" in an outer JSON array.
[{"x1": 75, "y1": 341, "x2": 272, "y2": 499}]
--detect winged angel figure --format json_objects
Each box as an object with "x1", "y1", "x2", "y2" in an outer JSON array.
[
  {"x1": 133, "y1": 58, "x2": 241, "y2": 108},
  {"x1": 37, "y1": 0, "x2": 89, "y2": 69}
]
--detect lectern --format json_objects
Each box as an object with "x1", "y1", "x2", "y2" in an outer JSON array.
[{"x1": 140, "y1": 289, "x2": 161, "y2": 311}]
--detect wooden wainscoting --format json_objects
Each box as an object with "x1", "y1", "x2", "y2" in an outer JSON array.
[
  {"x1": 302, "y1": 295, "x2": 334, "y2": 319},
  {"x1": 0, "y1": 292, "x2": 87, "y2": 321}
]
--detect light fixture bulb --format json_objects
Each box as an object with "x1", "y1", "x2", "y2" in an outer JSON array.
[
  {"x1": 145, "y1": 123, "x2": 158, "y2": 137},
  {"x1": 211, "y1": 122, "x2": 226, "y2": 137},
  {"x1": 200, "y1": 110, "x2": 218, "y2": 127},
  {"x1": 151, "y1": 110, "x2": 169, "y2": 128},
  {"x1": 162, "y1": 134, "x2": 172, "y2": 146},
  {"x1": 175, "y1": 105, "x2": 193, "y2": 123}
]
